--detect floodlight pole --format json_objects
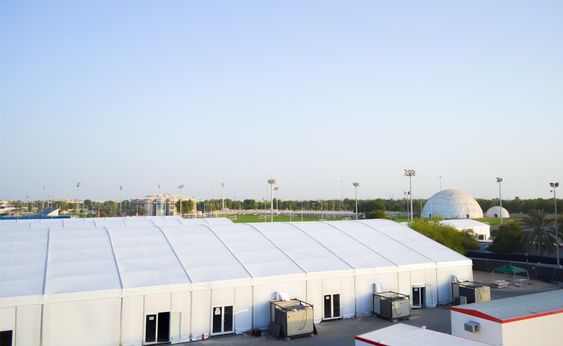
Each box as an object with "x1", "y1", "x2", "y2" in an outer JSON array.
[
  {"x1": 496, "y1": 177, "x2": 503, "y2": 224},
  {"x1": 353, "y1": 182, "x2": 359, "y2": 220},
  {"x1": 274, "y1": 186, "x2": 279, "y2": 211},
  {"x1": 267, "y1": 178, "x2": 276, "y2": 222},
  {"x1": 221, "y1": 182, "x2": 225, "y2": 211},
  {"x1": 178, "y1": 184, "x2": 184, "y2": 216},
  {"x1": 120, "y1": 185, "x2": 123, "y2": 215},
  {"x1": 404, "y1": 169, "x2": 416, "y2": 223},
  {"x1": 550, "y1": 182, "x2": 560, "y2": 268}
]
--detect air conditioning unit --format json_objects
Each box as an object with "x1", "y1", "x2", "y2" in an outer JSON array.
[
  {"x1": 452, "y1": 281, "x2": 491, "y2": 305},
  {"x1": 269, "y1": 299, "x2": 314, "y2": 339},
  {"x1": 373, "y1": 291, "x2": 411, "y2": 321},
  {"x1": 464, "y1": 321, "x2": 480, "y2": 333}
]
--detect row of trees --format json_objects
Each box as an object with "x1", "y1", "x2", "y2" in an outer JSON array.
[
  {"x1": 489, "y1": 209, "x2": 559, "y2": 257},
  {"x1": 195, "y1": 197, "x2": 560, "y2": 216}
]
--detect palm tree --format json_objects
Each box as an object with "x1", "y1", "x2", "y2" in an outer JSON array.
[{"x1": 521, "y1": 209, "x2": 557, "y2": 257}]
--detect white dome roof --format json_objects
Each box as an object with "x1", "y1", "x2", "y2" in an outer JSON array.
[
  {"x1": 485, "y1": 206, "x2": 510, "y2": 219},
  {"x1": 422, "y1": 189, "x2": 483, "y2": 219}
]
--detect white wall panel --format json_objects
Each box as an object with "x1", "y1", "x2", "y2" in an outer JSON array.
[
  {"x1": 341, "y1": 277, "x2": 355, "y2": 318},
  {"x1": 43, "y1": 298, "x2": 121, "y2": 346},
  {"x1": 16, "y1": 305, "x2": 41, "y2": 346},
  {"x1": 0, "y1": 306, "x2": 15, "y2": 332},
  {"x1": 144, "y1": 293, "x2": 170, "y2": 314},
  {"x1": 171, "y1": 292, "x2": 190, "y2": 343},
  {"x1": 190, "y1": 290, "x2": 211, "y2": 340},
  {"x1": 306, "y1": 279, "x2": 323, "y2": 322},
  {"x1": 234, "y1": 286, "x2": 252, "y2": 334},
  {"x1": 121, "y1": 296, "x2": 143, "y2": 346}
]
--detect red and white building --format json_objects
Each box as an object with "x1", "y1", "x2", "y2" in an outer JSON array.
[
  {"x1": 451, "y1": 289, "x2": 563, "y2": 346},
  {"x1": 355, "y1": 324, "x2": 489, "y2": 346}
]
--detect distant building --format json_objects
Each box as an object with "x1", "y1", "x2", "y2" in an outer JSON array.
[
  {"x1": 440, "y1": 219, "x2": 491, "y2": 240},
  {"x1": 485, "y1": 206, "x2": 510, "y2": 219},
  {"x1": 131, "y1": 193, "x2": 196, "y2": 216},
  {"x1": 422, "y1": 189, "x2": 483, "y2": 219}
]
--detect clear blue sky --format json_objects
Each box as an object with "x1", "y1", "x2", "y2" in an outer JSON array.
[{"x1": 1, "y1": 1, "x2": 562, "y2": 201}]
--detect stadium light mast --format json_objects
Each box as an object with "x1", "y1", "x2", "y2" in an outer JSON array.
[
  {"x1": 267, "y1": 178, "x2": 276, "y2": 222},
  {"x1": 274, "y1": 186, "x2": 279, "y2": 211},
  {"x1": 352, "y1": 182, "x2": 359, "y2": 220},
  {"x1": 178, "y1": 184, "x2": 184, "y2": 215},
  {"x1": 550, "y1": 182, "x2": 560, "y2": 268},
  {"x1": 404, "y1": 169, "x2": 416, "y2": 223},
  {"x1": 221, "y1": 182, "x2": 225, "y2": 211},
  {"x1": 496, "y1": 177, "x2": 503, "y2": 225},
  {"x1": 120, "y1": 185, "x2": 124, "y2": 215},
  {"x1": 76, "y1": 181, "x2": 81, "y2": 216}
]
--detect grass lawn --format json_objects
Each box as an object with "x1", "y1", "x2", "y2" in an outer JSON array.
[{"x1": 228, "y1": 214, "x2": 351, "y2": 223}]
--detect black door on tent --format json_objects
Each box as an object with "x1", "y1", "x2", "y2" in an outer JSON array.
[
  {"x1": 157, "y1": 312, "x2": 170, "y2": 343},
  {"x1": 412, "y1": 287, "x2": 426, "y2": 308},
  {"x1": 145, "y1": 315, "x2": 157, "y2": 343},
  {"x1": 332, "y1": 294, "x2": 340, "y2": 317},
  {"x1": 223, "y1": 306, "x2": 233, "y2": 333},
  {"x1": 323, "y1": 295, "x2": 332, "y2": 319},
  {"x1": 0, "y1": 331, "x2": 13, "y2": 346},
  {"x1": 212, "y1": 307, "x2": 222, "y2": 334}
]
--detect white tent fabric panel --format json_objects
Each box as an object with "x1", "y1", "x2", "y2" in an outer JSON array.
[
  {"x1": 327, "y1": 221, "x2": 434, "y2": 267},
  {"x1": 249, "y1": 223, "x2": 352, "y2": 273},
  {"x1": 45, "y1": 228, "x2": 121, "y2": 294},
  {"x1": 160, "y1": 225, "x2": 250, "y2": 283},
  {"x1": 0, "y1": 229, "x2": 47, "y2": 297},
  {"x1": 209, "y1": 224, "x2": 304, "y2": 277},
  {"x1": 290, "y1": 222, "x2": 396, "y2": 270},
  {"x1": 360, "y1": 219, "x2": 470, "y2": 264},
  {"x1": 107, "y1": 226, "x2": 190, "y2": 288}
]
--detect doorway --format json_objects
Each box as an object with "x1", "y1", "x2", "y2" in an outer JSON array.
[
  {"x1": 323, "y1": 294, "x2": 341, "y2": 320},
  {"x1": 412, "y1": 286, "x2": 426, "y2": 308},
  {"x1": 145, "y1": 312, "x2": 171, "y2": 344},
  {"x1": 0, "y1": 331, "x2": 12, "y2": 346},
  {"x1": 212, "y1": 305, "x2": 234, "y2": 335}
]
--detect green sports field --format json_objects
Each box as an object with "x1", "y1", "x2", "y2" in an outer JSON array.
[{"x1": 228, "y1": 215, "x2": 352, "y2": 223}]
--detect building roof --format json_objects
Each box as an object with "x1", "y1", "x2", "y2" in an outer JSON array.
[
  {"x1": 452, "y1": 289, "x2": 563, "y2": 323},
  {"x1": 0, "y1": 217, "x2": 471, "y2": 300},
  {"x1": 356, "y1": 324, "x2": 489, "y2": 346},
  {"x1": 422, "y1": 189, "x2": 483, "y2": 219},
  {"x1": 440, "y1": 219, "x2": 490, "y2": 230}
]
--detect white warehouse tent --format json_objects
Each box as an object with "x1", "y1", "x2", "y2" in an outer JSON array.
[{"x1": 0, "y1": 217, "x2": 472, "y2": 346}]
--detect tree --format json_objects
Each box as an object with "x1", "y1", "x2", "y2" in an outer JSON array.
[
  {"x1": 489, "y1": 222, "x2": 523, "y2": 253},
  {"x1": 366, "y1": 209, "x2": 387, "y2": 219},
  {"x1": 409, "y1": 219, "x2": 479, "y2": 255},
  {"x1": 521, "y1": 209, "x2": 557, "y2": 257}
]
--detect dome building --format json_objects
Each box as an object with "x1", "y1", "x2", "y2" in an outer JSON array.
[
  {"x1": 422, "y1": 189, "x2": 483, "y2": 219},
  {"x1": 485, "y1": 206, "x2": 510, "y2": 219}
]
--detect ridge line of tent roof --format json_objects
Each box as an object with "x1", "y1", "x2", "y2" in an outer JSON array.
[
  {"x1": 356, "y1": 220, "x2": 437, "y2": 264},
  {"x1": 154, "y1": 225, "x2": 193, "y2": 284},
  {"x1": 287, "y1": 222, "x2": 359, "y2": 271},
  {"x1": 244, "y1": 223, "x2": 308, "y2": 274},
  {"x1": 103, "y1": 226, "x2": 125, "y2": 290},
  {"x1": 199, "y1": 223, "x2": 255, "y2": 279},
  {"x1": 322, "y1": 221, "x2": 401, "y2": 267},
  {"x1": 41, "y1": 228, "x2": 51, "y2": 295}
]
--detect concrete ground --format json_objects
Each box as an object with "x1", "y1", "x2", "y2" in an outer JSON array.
[{"x1": 183, "y1": 271, "x2": 559, "y2": 346}]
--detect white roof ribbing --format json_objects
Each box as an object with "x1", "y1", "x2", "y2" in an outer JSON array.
[
  {"x1": 45, "y1": 228, "x2": 121, "y2": 294},
  {"x1": 160, "y1": 225, "x2": 250, "y2": 283},
  {"x1": 107, "y1": 226, "x2": 189, "y2": 288},
  {"x1": 360, "y1": 219, "x2": 470, "y2": 263},
  {"x1": 209, "y1": 223, "x2": 304, "y2": 277},
  {"x1": 326, "y1": 221, "x2": 433, "y2": 267},
  {"x1": 249, "y1": 223, "x2": 351, "y2": 273},
  {"x1": 290, "y1": 222, "x2": 396, "y2": 269},
  {"x1": 0, "y1": 229, "x2": 48, "y2": 297}
]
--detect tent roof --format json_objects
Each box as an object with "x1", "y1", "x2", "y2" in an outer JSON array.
[{"x1": 0, "y1": 217, "x2": 471, "y2": 299}]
